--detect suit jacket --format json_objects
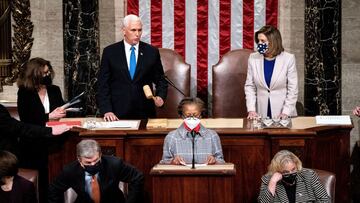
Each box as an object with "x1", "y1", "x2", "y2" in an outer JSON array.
[
  {"x1": 245, "y1": 51, "x2": 298, "y2": 118},
  {"x1": 258, "y1": 168, "x2": 330, "y2": 203},
  {"x1": 48, "y1": 155, "x2": 144, "y2": 203},
  {"x1": 97, "y1": 40, "x2": 168, "y2": 119},
  {"x1": 0, "y1": 104, "x2": 53, "y2": 156},
  {"x1": 17, "y1": 85, "x2": 64, "y2": 126},
  {"x1": 0, "y1": 175, "x2": 37, "y2": 203}
]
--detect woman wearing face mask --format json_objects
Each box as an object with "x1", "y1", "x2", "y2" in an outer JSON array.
[
  {"x1": 258, "y1": 150, "x2": 330, "y2": 203},
  {"x1": 16, "y1": 57, "x2": 66, "y2": 202},
  {"x1": 160, "y1": 97, "x2": 225, "y2": 165},
  {"x1": 0, "y1": 150, "x2": 37, "y2": 203},
  {"x1": 17, "y1": 57, "x2": 66, "y2": 126},
  {"x1": 245, "y1": 25, "x2": 298, "y2": 120}
]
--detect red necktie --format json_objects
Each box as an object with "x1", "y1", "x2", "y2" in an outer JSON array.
[{"x1": 91, "y1": 175, "x2": 100, "y2": 203}]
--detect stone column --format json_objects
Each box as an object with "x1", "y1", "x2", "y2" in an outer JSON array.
[
  {"x1": 304, "y1": 0, "x2": 341, "y2": 115},
  {"x1": 63, "y1": 0, "x2": 100, "y2": 115}
]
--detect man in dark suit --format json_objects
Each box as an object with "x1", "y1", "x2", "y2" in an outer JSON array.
[
  {"x1": 0, "y1": 104, "x2": 69, "y2": 156},
  {"x1": 97, "y1": 14, "x2": 168, "y2": 121},
  {"x1": 48, "y1": 139, "x2": 144, "y2": 203}
]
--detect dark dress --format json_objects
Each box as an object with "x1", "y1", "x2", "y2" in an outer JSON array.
[
  {"x1": 0, "y1": 175, "x2": 37, "y2": 203},
  {"x1": 17, "y1": 85, "x2": 64, "y2": 203}
]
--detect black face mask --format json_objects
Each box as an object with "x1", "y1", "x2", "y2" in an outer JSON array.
[
  {"x1": 39, "y1": 75, "x2": 52, "y2": 86},
  {"x1": 282, "y1": 172, "x2": 297, "y2": 185},
  {"x1": 83, "y1": 161, "x2": 102, "y2": 176},
  {"x1": 0, "y1": 178, "x2": 5, "y2": 186}
]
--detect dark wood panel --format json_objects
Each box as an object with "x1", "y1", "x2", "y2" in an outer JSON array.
[
  {"x1": 152, "y1": 176, "x2": 234, "y2": 203},
  {"x1": 124, "y1": 137, "x2": 164, "y2": 203},
  {"x1": 222, "y1": 137, "x2": 270, "y2": 203}
]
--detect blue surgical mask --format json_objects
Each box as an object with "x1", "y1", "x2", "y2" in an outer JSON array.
[{"x1": 257, "y1": 42, "x2": 269, "y2": 54}]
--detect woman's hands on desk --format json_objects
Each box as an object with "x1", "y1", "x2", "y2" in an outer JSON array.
[
  {"x1": 171, "y1": 155, "x2": 186, "y2": 165},
  {"x1": 170, "y1": 155, "x2": 217, "y2": 165}
]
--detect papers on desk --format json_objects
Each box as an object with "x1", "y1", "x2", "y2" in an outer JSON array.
[
  {"x1": 315, "y1": 115, "x2": 352, "y2": 125},
  {"x1": 99, "y1": 120, "x2": 140, "y2": 128},
  {"x1": 184, "y1": 164, "x2": 207, "y2": 167},
  {"x1": 83, "y1": 120, "x2": 140, "y2": 130},
  {"x1": 146, "y1": 118, "x2": 243, "y2": 129}
]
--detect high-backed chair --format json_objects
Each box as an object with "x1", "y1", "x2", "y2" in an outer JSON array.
[
  {"x1": 157, "y1": 48, "x2": 190, "y2": 118},
  {"x1": 212, "y1": 49, "x2": 253, "y2": 118},
  {"x1": 18, "y1": 168, "x2": 39, "y2": 203},
  {"x1": 313, "y1": 169, "x2": 336, "y2": 203}
]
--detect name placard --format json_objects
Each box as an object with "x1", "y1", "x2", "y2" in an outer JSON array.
[{"x1": 315, "y1": 115, "x2": 352, "y2": 125}]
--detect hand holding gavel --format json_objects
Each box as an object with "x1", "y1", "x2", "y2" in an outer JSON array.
[{"x1": 143, "y1": 85, "x2": 164, "y2": 107}]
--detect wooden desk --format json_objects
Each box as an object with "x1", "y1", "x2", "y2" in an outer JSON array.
[
  {"x1": 49, "y1": 117, "x2": 352, "y2": 203},
  {"x1": 150, "y1": 164, "x2": 236, "y2": 203}
]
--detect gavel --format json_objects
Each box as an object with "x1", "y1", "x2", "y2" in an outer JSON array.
[{"x1": 143, "y1": 85, "x2": 156, "y2": 101}]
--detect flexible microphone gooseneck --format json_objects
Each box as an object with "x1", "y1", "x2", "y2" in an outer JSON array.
[
  {"x1": 190, "y1": 130, "x2": 196, "y2": 169},
  {"x1": 163, "y1": 75, "x2": 186, "y2": 97}
]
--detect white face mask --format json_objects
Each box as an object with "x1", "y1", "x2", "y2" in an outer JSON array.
[{"x1": 184, "y1": 117, "x2": 201, "y2": 130}]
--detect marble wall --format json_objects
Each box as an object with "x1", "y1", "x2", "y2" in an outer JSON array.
[
  {"x1": 304, "y1": 0, "x2": 341, "y2": 116},
  {"x1": 63, "y1": 0, "x2": 100, "y2": 115}
]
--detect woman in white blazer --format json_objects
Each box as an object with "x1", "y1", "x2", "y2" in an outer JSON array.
[{"x1": 245, "y1": 25, "x2": 298, "y2": 119}]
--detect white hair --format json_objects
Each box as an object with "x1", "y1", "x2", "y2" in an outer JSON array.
[
  {"x1": 123, "y1": 14, "x2": 142, "y2": 28},
  {"x1": 76, "y1": 139, "x2": 101, "y2": 158}
]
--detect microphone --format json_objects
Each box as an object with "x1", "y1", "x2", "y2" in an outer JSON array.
[
  {"x1": 163, "y1": 75, "x2": 186, "y2": 97},
  {"x1": 190, "y1": 130, "x2": 196, "y2": 169}
]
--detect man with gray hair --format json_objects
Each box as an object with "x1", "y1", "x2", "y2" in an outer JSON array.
[
  {"x1": 97, "y1": 14, "x2": 168, "y2": 121},
  {"x1": 48, "y1": 139, "x2": 144, "y2": 203}
]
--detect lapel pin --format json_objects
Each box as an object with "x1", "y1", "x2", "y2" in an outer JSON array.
[{"x1": 140, "y1": 52, "x2": 143, "y2": 56}]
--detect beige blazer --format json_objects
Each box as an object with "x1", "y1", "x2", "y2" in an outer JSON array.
[{"x1": 244, "y1": 51, "x2": 298, "y2": 118}]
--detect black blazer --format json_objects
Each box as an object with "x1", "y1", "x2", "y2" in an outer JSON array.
[
  {"x1": 17, "y1": 85, "x2": 64, "y2": 126},
  {"x1": 0, "y1": 175, "x2": 37, "y2": 203},
  {"x1": 97, "y1": 40, "x2": 168, "y2": 119},
  {"x1": 48, "y1": 155, "x2": 144, "y2": 203},
  {"x1": 0, "y1": 104, "x2": 53, "y2": 156}
]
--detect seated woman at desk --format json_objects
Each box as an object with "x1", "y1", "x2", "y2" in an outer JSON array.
[
  {"x1": 160, "y1": 97, "x2": 225, "y2": 165},
  {"x1": 258, "y1": 150, "x2": 330, "y2": 203},
  {"x1": 0, "y1": 150, "x2": 37, "y2": 203}
]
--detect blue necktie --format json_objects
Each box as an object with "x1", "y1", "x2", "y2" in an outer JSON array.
[{"x1": 129, "y1": 46, "x2": 136, "y2": 79}]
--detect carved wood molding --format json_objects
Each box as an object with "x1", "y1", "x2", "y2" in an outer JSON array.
[{"x1": 0, "y1": 0, "x2": 33, "y2": 91}]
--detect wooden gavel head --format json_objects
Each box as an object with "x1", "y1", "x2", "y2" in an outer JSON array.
[{"x1": 143, "y1": 85, "x2": 154, "y2": 99}]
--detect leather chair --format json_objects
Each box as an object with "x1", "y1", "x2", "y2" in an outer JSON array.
[
  {"x1": 212, "y1": 49, "x2": 253, "y2": 118},
  {"x1": 18, "y1": 168, "x2": 39, "y2": 203},
  {"x1": 157, "y1": 48, "x2": 190, "y2": 118},
  {"x1": 313, "y1": 169, "x2": 336, "y2": 203}
]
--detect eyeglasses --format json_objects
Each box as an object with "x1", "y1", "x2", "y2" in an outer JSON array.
[
  {"x1": 42, "y1": 71, "x2": 51, "y2": 77},
  {"x1": 182, "y1": 114, "x2": 201, "y2": 119}
]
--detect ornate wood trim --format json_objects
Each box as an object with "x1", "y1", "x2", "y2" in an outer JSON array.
[{"x1": 0, "y1": 0, "x2": 33, "y2": 91}]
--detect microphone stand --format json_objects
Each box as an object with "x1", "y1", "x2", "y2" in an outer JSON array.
[
  {"x1": 164, "y1": 75, "x2": 186, "y2": 97},
  {"x1": 191, "y1": 130, "x2": 196, "y2": 169}
]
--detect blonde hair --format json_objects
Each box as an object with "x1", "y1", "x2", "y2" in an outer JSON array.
[{"x1": 267, "y1": 150, "x2": 302, "y2": 175}]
